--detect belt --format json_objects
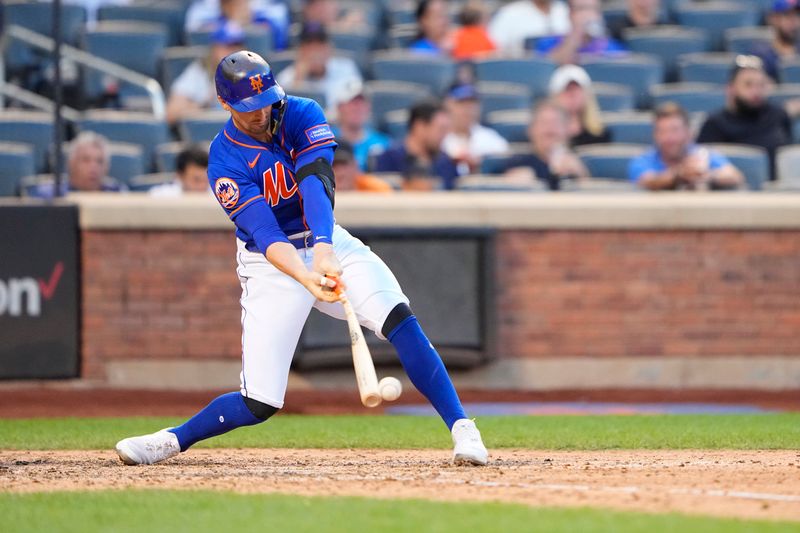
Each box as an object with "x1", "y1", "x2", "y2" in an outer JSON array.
[{"x1": 287, "y1": 231, "x2": 314, "y2": 249}]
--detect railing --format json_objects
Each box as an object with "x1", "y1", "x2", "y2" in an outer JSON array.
[{"x1": 0, "y1": 24, "x2": 166, "y2": 120}]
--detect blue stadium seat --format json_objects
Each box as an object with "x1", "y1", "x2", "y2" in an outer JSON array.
[
  {"x1": 593, "y1": 82, "x2": 636, "y2": 112},
  {"x1": 265, "y1": 50, "x2": 297, "y2": 77},
  {"x1": 97, "y1": 3, "x2": 185, "y2": 47},
  {"x1": 623, "y1": 26, "x2": 710, "y2": 82},
  {"x1": 581, "y1": 54, "x2": 665, "y2": 109},
  {"x1": 678, "y1": 52, "x2": 737, "y2": 84},
  {"x1": 602, "y1": 3, "x2": 629, "y2": 30},
  {"x1": 128, "y1": 173, "x2": 177, "y2": 192},
  {"x1": 768, "y1": 84, "x2": 800, "y2": 107},
  {"x1": 185, "y1": 27, "x2": 273, "y2": 57},
  {"x1": 82, "y1": 21, "x2": 168, "y2": 103},
  {"x1": 292, "y1": 86, "x2": 327, "y2": 107},
  {"x1": 650, "y1": 82, "x2": 726, "y2": 114},
  {"x1": 331, "y1": 29, "x2": 374, "y2": 72},
  {"x1": 179, "y1": 112, "x2": 229, "y2": 143},
  {"x1": 473, "y1": 56, "x2": 557, "y2": 98},
  {"x1": 78, "y1": 111, "x2": 169, "y2": 173},
  {"x1": 4, "y1": 1, "x2": 87, "y2": 73},
  {"x1": 370, "y1": 51, "x2": 456, "y2": 95},
  {"x1": 383, "y1": 109, "x2": 409, "y2": 141},
  {"x1": 0, "y1": 142, "x2": 35, "y2": 196},
  {"x1": 780, "y1": 58, "x2": 800, "y2": 84},
  {"x1": 485, "y1": 110, "x2": 530, "y2": 143},
  {"x1": 161, "y1": 46, "x2": 207, "y2": 94},
  {"x1": 456, "y1": 176, "x2": 542, "y2": 192},
  {"x1": 724, "y1": 26, "x2": 773, "y2": 54},
  {"x1": 602, "y1": 112, "x2": 654, "y2": 144},
  {"x1": 476, "y1": 82, "x2": 531, "y2": 122},
  {"x1": 388, "y1": 23, "x2": 417, "y2": 49},
  {"x1": 576, "y1": 143, "x2": 648, "y2": 180},
  {"x1": 156, "y1": 142, "x2": 186, "y2": 173},
  {"x1": 701, "y1": 143, "x2": 769, "y2": 190},
  {"x1": 366, "y1": 81, "x2": 432, "y2": 129},
  {"x1": 674, "y1": 2, "x2": 759, "y2": 51},
  {"x1": 108, "y1": 143, "x2": 145, "y2": 186},
  {"x1": 0, "y1": 112, "x2": 54, "y2": 173}
]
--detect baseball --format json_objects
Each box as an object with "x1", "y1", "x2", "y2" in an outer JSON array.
[{"x1": 378, "y1": 377, "x2": 402, "y2": 402}]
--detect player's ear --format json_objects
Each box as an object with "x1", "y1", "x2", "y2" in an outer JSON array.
[{"x1": 218, "y1": 96, "x2": 231, "y2": 112}]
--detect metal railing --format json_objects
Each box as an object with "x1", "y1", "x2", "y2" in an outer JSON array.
[{"x1": 0, "y1": 24, "x2": 166, "y2": 120}]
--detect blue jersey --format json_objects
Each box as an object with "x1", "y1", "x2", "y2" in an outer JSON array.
[{"x1": 208, "y1": 96, "x2": 337, "y2": 252}]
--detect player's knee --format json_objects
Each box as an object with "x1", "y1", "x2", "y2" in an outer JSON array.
[
  {"x1": 243, "y1": 396, "x2": 279, "y2": 421},
  {"x1": 381, "y1": 302, "x2": 414, "y2": 339}
]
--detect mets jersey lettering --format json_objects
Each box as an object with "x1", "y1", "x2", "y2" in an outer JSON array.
[{"x1": 263, "y1": 162, "x2": 297, "y2": 207}]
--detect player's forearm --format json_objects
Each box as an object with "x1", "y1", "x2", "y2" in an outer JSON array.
[
  {"x1": 265, "y1": 241, "x2": 313, "y2": 282},
  {"x1": 298, "y1": 177, "x2": 335, "y2": 244},
  {"x1": 639, "y1": 170, "x2": 676, "y2": 191}
]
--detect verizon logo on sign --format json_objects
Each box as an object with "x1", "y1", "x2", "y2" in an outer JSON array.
[{"x1": 0, "y1": 262, "x2": 63, "y2": 317}]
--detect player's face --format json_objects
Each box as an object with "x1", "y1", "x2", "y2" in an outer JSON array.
[
  {"x1": 220, "y1": 97, "x2": 273, "y2": 139},
  {"x1": 654, "y1": 115, "x2": 690, "y2": 162},
  {"x1": 69, "y1": 144, "x2": 106, "y2": 191},
  {"x1": 179, "y1": 162, "x2": 210, "y2": 193},
  {"x1": 730, "y1": 68, "x2": 769, "y2": 108}
]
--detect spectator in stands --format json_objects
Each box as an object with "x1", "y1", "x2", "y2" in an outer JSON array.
[
  {"x1": 333, "y1": 141, "x2": 394, "y2": 192},
  {"x1": 375, "y1": 99, "x2": 459, "y2": 191},
  {"x1": 185, "y1": 0, "x2": 289, "y2": 49},
  {"x1": 451, "y1": 3, "x2": 497, "y2": 60},
  {"x1": 548, "y1": 64, "x2": 610, "y2": 146},
  {"x1": 629, "y1": 103, "x2": 743, "y2": 191},
  {"x1": 276, "y1": 23, "x2": 362, "y2": 109},
  {"x1": 697, "y1": 55, "x2": 792, "y2": 180},
  {"x1": 302, "y1": 0, "x2": 364, "y2": 30},
  {"x1": 504, "y1": 99, "x2": 588, "y2": 190},
  {"x1": 751, "y1": 0, "x2": 800, "y2": 82},
  {"x1": 442, "y1": 83, "x2": 510, "y2": 175},
  {"x1": 538, "y1": 0, "x2": 626, "y2": 65},
  {"x1": 608, "y1": 0, "x2": 663, "y2": 41},
  {"x1": 488, "y1": 0, "x2": 571, "y2": 54},
  {"x1": 331, "y1": 79, "x2": 390, "y2": 171},
  {"x1": 149, "y1": 145, "x2": 211, "y2": 197},
  {"x1": 166, "y1": 22, "x2": 246, "y2": 125},
  {"x1": 409, "y1": 0, "x2": 453, "y2": 54}
]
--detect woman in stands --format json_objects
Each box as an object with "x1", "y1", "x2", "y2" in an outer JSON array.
[{"x1": 548, "y1": 64, "x2": 611, "y2": 146}]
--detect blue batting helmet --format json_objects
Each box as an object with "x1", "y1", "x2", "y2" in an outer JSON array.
[{"x1": 214, "y1": 50, "x2": 286, "y2": 112}]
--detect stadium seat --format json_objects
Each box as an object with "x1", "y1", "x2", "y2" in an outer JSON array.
[
  {"x1": 4, "y1": 1, "x2": 87, "y2": 74},
  {"x1": 82, "y1": 21, "x2": 168, "y2": 103},
  {"x1": 475, "y1": 82, "x2": 532, "y2": 122},
  {"x1": 623, "y1": 26, "x2": 710, "y2": 82},
  {"x1": 291, "y1": 87, "x2": 327, "y2": 107},
  {"x1": 569, "y1": 178, "x2": 641, "y2": 193},
  {"x1": 0, "y1": 142, "x2": 35, "y2": 197},
  {"x1": 581, "y1": 54, "x2": 665, "y2": 109},
  {"x1": 128, "y1": 173, "x2": 177, "y2": 192},
  {"x1": 768, "y1": 84, "x2": 800, "y2": 107},
  {"x1": 702, "y1": 143, "x2": 769, "y2": 190},
  {"x1": 780, "y1": 58, "x2": 800, "y2": 84},
  {"x1": 383, "y1": 109, "x2": 409, "y2": 140},
  {"x1": 674, "y1": 2, "x2": 759, "y2": 51},
  {"x1": 185, "y1": 27, "x2": 273, "y2": 57},
  {"x1": 678, "y1": 52, "x2": 737, "y2": 84},
  {"x1": 0, "y1": 112, "x2": 54, "y2": 173},
  {"x1": 473, "y1": 56, "x2": 557, "y2": 98},
  {"x1": 775, "y1": 145, "x2": 800, "y2": 186},
  {"x1": 650, "y1": 83, "x2": 726, "y2": 114},
  {"x1": 593, "y1": 83, "x2": 635, "y2": 112},
  {"x1": 265, "y1": 51, "x2": 297, "y2": 77},
  {"x1": 330, "y1": 29, "x2": 374, "y2": 72},
  {"x1": 485, "y1": 110, "x2": 531, "y2": 143},
  {"x1": 156, "y1": 142, "x2": 186, "y2": 173},
  {"x1": 724, "y1": 26, "x2": 773, "y2": 54},
  {"x1": 78, "y1": 111, "x2": 170, "y2": 173},
  {"x1": 160, "y1": 46, "x2": 207, "y2": 93},
  {"x1": 602, "y1": 112, "x2": 654, "y2": 144},
  {"x1": 365, "y1": 81, "x2": 432, "y2": 129},
  {"x1": 179, "y1": 111, "x2": 229, "y2": 143},
  {"x1": 108, "y1": 143, "x2": 145, "y2": 186},
  {"x1": 601, "y1": 2, "x2": 629, "y2": 31},
  {"x1": 480, "y1": 144, "x2": 531, "y2": 175},
  {"x1": 97, "y1": 3, "x2": 185, "y2": 47},
  {"x1": 576, "y1": 143, "x2": 648, "y2": 180},
  {"x1": 388, "y1": 23, "x2": 417, "y2": 49},
  {"x1": 370, "y1": 51, "x2": 456, "y2": 95},
  {"x1": 456, "y1": 175, "x2": 543, "y2": 192},
  {"x1": 389, "y1": 5, "x2": 415, "y2": 26}
]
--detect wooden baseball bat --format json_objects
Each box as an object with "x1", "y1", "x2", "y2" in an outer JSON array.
[{"x1": 338, "y1": 290, "x2": 382, "y2": 408}]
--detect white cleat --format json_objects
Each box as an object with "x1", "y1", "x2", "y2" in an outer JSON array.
[
  {"x1": 115, "y1": 428, "x2": 181, "y2": 466},
  {"x1": 451, "y1": 418, "x2": 489, "y2": 466}
]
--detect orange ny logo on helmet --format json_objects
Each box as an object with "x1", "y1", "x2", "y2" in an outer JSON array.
[{"x1": 249, "y1": 74, "x2": 264, "y2": 94}]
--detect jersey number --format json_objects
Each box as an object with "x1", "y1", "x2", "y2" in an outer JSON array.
[{"x1": 263, "y1": 162, "x2": 297, "y2": 207}]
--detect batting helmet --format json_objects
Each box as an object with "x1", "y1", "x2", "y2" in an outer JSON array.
[{"x1": 214, "y1": 50, "x2": 286, "y2": 112}]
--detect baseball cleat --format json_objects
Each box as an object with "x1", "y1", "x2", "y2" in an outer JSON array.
[
  {"x1": 451, "y1": 418, "x2": 489, "y2": 466},
  {"x1": 115, "y1": 428, "x2": 181, "y2": 466}
]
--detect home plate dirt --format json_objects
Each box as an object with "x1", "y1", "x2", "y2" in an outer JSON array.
[{"x1": 2, "y1": 449, "x2": 799, "y2": 521}]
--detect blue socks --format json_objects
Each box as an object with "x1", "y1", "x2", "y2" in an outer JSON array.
[
  {"x1": 168, "y1": 392, "x2": 264, "y2": 451},
  {"x1": 388, "y1": 316, "x2": 467, "y2": 430}
]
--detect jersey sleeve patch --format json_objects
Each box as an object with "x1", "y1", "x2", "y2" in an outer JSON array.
[
  {"x1": 214, "y1": 177, "x2": 241, "y2": 209},
  {"x1": 304, "y1": 124, "x2": 335, "y2": 145}
]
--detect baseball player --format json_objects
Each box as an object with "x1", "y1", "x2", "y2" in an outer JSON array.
[{"x1": 115, "y1": 51, "x2": 488, "y2": 466}]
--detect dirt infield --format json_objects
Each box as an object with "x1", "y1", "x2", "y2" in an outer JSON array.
[{"x1": 2, "y1": 449, "x2": 798, "y2": 522}]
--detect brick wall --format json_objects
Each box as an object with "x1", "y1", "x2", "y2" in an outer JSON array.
[{"x1": 81, "y1": 229, "x2": 800, "y2": 379}]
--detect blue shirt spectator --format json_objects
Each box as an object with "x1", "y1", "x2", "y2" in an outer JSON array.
[
  {"x1": 540, "y1": 0, "x2": 627, "y2": 65},
  {"x1": 409, "y1": 0, "x2": 451, "y2": 55},
  {"x1": 536, "y1": 34, "x2": 626, "y2": 56},
  {"x1": 629, "y1": 145, "x2": 730, "y2": 182}
]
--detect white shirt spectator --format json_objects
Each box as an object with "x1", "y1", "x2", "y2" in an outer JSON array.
[
  {"x1": 276, "y1": 57, "x2": 362, "y2": 110},
  {"x1": 185, "y1": 0, "x2": 288, "y2": 32},
  {"x1": 170, "y1": 60, "x2": 221, "y2": 109},
  {"x1": 443, "y1": 125, "x2": 510, "y2": 164},
  {"x1": 488, "y1": 0, "x2": 571, "y2": 54}
]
